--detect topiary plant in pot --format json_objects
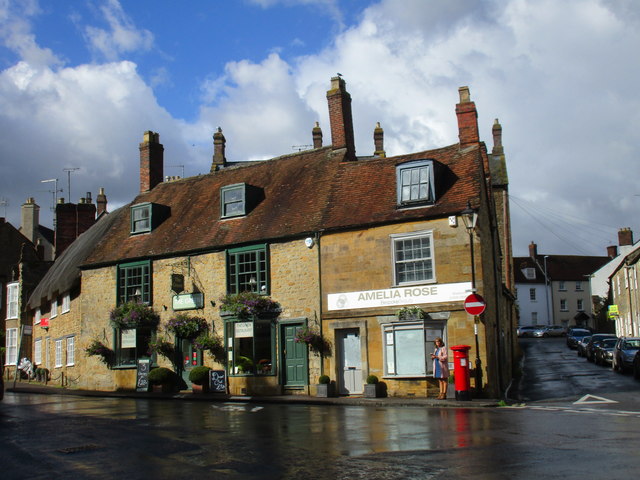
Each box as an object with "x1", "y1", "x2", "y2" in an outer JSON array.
[
  {"x1": 316, "y1": 374, "x2": 336, "y2": 398},
  {"x1": 148, "y1": 367, "x2": 178, "y2": 393},
  {"x1": 364, "y1": 374, "x2": 383, "y2": 398},
  {"x1": 189, "y1": 365, "x2": 212, "y2": 393}
]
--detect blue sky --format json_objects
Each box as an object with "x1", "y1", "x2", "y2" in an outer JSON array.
[{"x1": 1, "y1": 0, "x2": 640, "y2": 257}]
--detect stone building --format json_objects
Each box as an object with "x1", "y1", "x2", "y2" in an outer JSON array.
[{"x1": 27, "y1": 76, "x2": 516, "y2": 398}]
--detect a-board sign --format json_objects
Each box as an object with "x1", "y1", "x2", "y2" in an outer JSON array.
[
  {"x1": 136, "y1": 358, "x2": 151, "y2": 392},
  {"x1": 209, "y1": 369, "x2": 227, "y2": 393}
]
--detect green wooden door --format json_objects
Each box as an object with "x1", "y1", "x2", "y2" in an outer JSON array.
[
  {"x1": 177, "y1": 338, "x2": 202, "y2": 388},
  {"x1": 282, "y1": 324, "x2": 307, "y2": 387}
]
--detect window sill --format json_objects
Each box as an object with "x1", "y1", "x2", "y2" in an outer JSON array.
[{"x1": 383, "y1": 375, "x2": 428, "y2": 380}]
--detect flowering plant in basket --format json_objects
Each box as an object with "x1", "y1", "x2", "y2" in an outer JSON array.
[
  {"x1": 110, "y1": 302, "x2": 160, "y2": 329},
  {"x1": 219, "y1": 291, "x2": 281, "y2": 319},
  {"x1": 85, "y1": 339, "x2": 115, "y2": 367},
  {"x1": 166, "y1": 314, "x2": 209, "y2": 339},
  {"x1": 294, "y1": 326, "x2": 331, "y2": 356}
]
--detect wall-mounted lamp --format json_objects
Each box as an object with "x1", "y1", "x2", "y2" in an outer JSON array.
[{"x1": 304, "y1": 237, "x2": 315, "y2": 248}]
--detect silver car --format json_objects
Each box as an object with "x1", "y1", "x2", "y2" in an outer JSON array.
[
  {"x1": 612, "y1": 337, "x2": 640, "y2": 372},
  {"x1": 533, "y1": 325, "x2": 566, "y2": 338}
]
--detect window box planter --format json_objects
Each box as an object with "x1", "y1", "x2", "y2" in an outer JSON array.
[{"x1": 316, "y1": 383, "x2": 336, "y2": 398}]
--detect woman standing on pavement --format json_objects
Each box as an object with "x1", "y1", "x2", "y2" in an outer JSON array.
[{"x1": 431, "y1": 337, "x2": 449, "y2": 399}]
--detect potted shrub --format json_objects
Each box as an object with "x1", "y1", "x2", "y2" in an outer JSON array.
[
  {"x1": 364, "y1": 374, "x2": 381, "y2": 398},
  {"x1": 189, "y1": 366, "x2": 212, "y2": 393},
  {"x1": 148, "y1": 367, "x2": 178, "y2": 393},
  {"x1": 316, "y1": 374, "x2": 336, "y2": 398}
]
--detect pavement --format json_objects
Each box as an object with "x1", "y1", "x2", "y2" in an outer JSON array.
[{"x1": 5, "y1": 380, "x2": 500, "y2": 408}]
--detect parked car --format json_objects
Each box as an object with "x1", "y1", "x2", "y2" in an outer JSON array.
[
  {"x1": 612, "y1": 337, "x2": 640, "y2": 372},
  {"x1": 566, "y1": 328, "x2": 591, "y2": 349},
  {"x1": 518, "y1": 325, "x2": 544, "y2": 337},
  {"x1": 594, "y1": 338, "x2": 618, "y2": 365},
  {"x1": 577, "y1": 336, "x2": 591, "y2": 357},
  {"x1": 541, "y1": 325, "x2": 566, "y2": 337},
  {"x1": 585, "y1": 334, "x2": 618, "y2": 362},
  {"x1": 633, "y1": 351, "x2": 640, "y2": 380}
]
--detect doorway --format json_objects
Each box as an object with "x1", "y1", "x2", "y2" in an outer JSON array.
[
  {"x1": 281, "y1": 323, "x2": 307, "y2": 388},
  {"x1": 177, "y1": 338, "x2": 202, "y2": 388},
  {"x1": 337, "y1": 328, "x2": 362, "y2": 395}
]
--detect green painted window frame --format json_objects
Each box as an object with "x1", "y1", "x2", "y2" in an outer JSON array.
[
  {"x1": 117, "y1": 260, "x2": 151, "y2": 305},
  {"x1": 396, "y1": 159, "x2": 435, "y2": 206},
  {"x1": 130, "y1": 203, "x2": 152, "y2": 234},
  {"x1": 112, "y1": 327, "x2": 154, "y2": 369},
  {"x1": 227, "y1": 244, "x2": 269, "y2": 294},
  {"x1": 224, "y1": 317, "x2": 276, "y2": 377},
  {"x1": 221, "y1": 183, "x2": 247, "y2": 218}
]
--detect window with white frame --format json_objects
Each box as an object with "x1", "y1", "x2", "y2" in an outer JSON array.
[
  {"x1": 523, "y1": 268, "x2": 536, "y2": 280},
  {"x1": 560, "y1": 299, "x2": 568, "y2": 311},
  {"x1": 529, "y1": 288, "x2": 536, "y2": 301},
  {"x1": 383, "y1": 321, "x2": 445, "y2": 377},
  {"x1": 6, "y1": 328, "x2": 18, "y2": 365},
  {"x1": 51, "y1": 299, "x2": 57, "y2": 318},
  {"x1": 61, "y1": 293, "x2": 70, "y2": 314},
  {"x1": 576, "y1": 281, "x2": 583, "y2": 291},
  {"x1": 396, "y1": 160, "x2": 435, "y2": 205},
  {"x1": 577, "y1": 299, "x2": 584, "y2": 311},
  {"x1": 66, "y1": 336, "x2": 75, "y2": 366},
  {"x1": 559, "y1": 281, "x2": 566, "y2": 291},
  {"x1": 34, "y1": 338, "x2": 42, "y2": 365},
  {"x1": 35, "y1": 308, "x2": 41, "y2": 325},
  {"x1": 6, "y1": 282, "x2": 18, "y2": 319},
  {"x1": 55, "y1": 339, "x2": 63, "y2": 367},
  {"x1": 392, "y1": 231, "x2": 435, "y2": 285},
  {"x1": 531, "y1": 312, "x2": 538, "y2": 323}
]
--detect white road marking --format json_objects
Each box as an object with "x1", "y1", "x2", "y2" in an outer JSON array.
[{"x1": 574, "y1": 394, "x2": 618, "y2": 404}]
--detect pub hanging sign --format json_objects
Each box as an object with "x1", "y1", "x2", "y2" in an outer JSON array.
[{"x1": 172, "y1": 292, "x2": 204, "y2": 311}]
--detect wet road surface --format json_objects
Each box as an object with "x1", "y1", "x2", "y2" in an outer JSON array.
[{"x1": 1, "y1": 338, "x2": 639, "y2": 479}]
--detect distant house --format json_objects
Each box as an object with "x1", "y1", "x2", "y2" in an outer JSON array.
[
  {"x1": 514, "y1": 242, "x2": 609, "y2": 329},
  {"x1": 1, "y1": 217, "x2": 51, "y2": 370},
  {"x1": 29, "y1": 77, "x2": 517, "y2": 398}
]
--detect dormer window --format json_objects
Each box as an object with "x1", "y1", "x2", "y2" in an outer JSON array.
[
  {"x1": 221, "y1": 183, "x2": 247, "y2": 218},
  {"x1": 130, "y1": 202, "x2": 169, "y2": 234},
  {"x1": 397, "y1": 160, "x2": 435, "y2": 206},
  {"x1": 131, "y1": 203, "x2": 151, "y2": 233},
  {"x1": 523, "y1": 268, "x2": 536, "y2": 280}
]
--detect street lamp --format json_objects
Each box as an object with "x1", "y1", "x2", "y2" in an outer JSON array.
[{"x1": 460, "y1": 201, "x2": 482, "y2": 394}]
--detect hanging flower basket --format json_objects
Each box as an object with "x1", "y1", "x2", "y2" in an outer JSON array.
[
  {"x1": 110, "y1": 302, "x2": 160, "y2": 330},
  {"x1": 166, "y1": 314, "x2": 209, "y2": 339},
  {"x1": 219, "y1": 291, "x2": 281, "y2": 319},
  {"x1": 397, "y1": 306, "x2": 425, "y2": 321},
  {"x1": 295, "y1": 326, "x2": 331, "y2": 356},
  {"x1": 193, "y1": 332, "x2": 226, "y2": 365},
  {"x1": 147, "y1": 336, "x2": 175, "y2": 361},
  {"x1": 85, "y1": 339, "x2": 115, "y2": 367}
]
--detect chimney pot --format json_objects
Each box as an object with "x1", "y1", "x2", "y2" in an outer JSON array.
[
  {"x1": 97, "y1": 187, "x2": 108, "y2": 216},
  {"x1": 139, "y1": 130, "x2": 164, "y2": 192},
  {"x1": 373, "y1": 122, "x2": 386, "y2": 157},
  {"x1": 456, "y1": 86, "x2": 479, "y2": 147},
  {"x1": 618, "y1": 227, "x2": 633, "y2": 246},
  {"x1": 326, "y1": 76, "x2": 356, "y2": 161},
  {"x1": 210, "y1": 127, "x2": 227, "y2": 172},
  {"x1": 312, "y1": 122, "x2": 323, "y2": 149}
]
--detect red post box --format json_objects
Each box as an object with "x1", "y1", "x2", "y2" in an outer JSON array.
[{"x1": 451, "y1": 345, "x2": 472, "y2": 401}]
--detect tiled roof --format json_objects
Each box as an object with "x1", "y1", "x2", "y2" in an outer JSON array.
[
  {"x1": 83, "y1": 142, "x2": 485, "y2": 267},
  {"x1": 514, "y1": 254, "x2": 609, "y2": 284}
]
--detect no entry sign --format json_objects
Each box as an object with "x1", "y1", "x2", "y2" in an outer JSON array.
[{"x1": 464, "y1": 293, "x2": 486, "y2": 316}]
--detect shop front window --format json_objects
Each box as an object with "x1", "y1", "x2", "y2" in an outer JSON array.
[
  {"x1": 114, "y1": 328, "x2": 153, "y2": 367},
  {"x1": 383, "y1": 321, "x2": 445, "y2": 377},
  {"x1": 225, "y1": 318, "x2": 275, "y2": 376}
]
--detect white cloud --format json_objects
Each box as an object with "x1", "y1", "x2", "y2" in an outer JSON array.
[{"x1": 83, "y1": 0, "x2": 154, "y2": 61}]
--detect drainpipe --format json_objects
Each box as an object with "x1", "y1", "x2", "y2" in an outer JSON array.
[{"x1": 315, "y1": 230, "x2": 324, "y2": 376}]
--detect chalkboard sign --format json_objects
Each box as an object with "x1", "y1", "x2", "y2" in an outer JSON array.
[
  {"x1": 209, "y1": 370, "x2": 227, "y2": 393},
  {"x1": 136, "y1": 358, "x2": 151, "y2": 392}
]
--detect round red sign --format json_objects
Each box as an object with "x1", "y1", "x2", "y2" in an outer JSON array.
[{"x1": 464, "y1": 293, "x2": 486, "y2": 316}]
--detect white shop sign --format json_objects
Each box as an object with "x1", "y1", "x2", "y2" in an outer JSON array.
[
  {"x1": 327, "y1": 282, "x2": 472, "y2": 311},
  {"x1": 235, "y1": 322, "x2": 254, "y2": 338},
  {"x1": 121, "y1": 329, "x2": 136, "y2": 348}
]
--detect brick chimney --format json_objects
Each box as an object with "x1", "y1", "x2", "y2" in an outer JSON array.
[
  {"x1": 96, "y1": 187, "x2": 108, "y2": 216},
  {"x1": 20, "y1": 197, "x2": 39, "y2": 245},
  {"x1": 607, "y1": 245, "x2": 618, "y2": 258},
  {"x1": 210, "y1": 127, "x2": 227, "y2": 172},
  {"x1": 326, "y1": 76, "x2": 356, "y2": 161},
  {"x1": 456, "y1": 86, "x2": 480, "y2": 148},
  {"x1": 373, "y1": 122, "x2": 385, "y2": 157},
  {"x1": 618, "y1": 227, "x2": 633, "y2": 246},
  {"x1": 492, "y1": 118, "x2": 503, "y2": 155},
  {"x1": 139, "y1": 131, "x2": 164, "y2": 192},
  {"x1": 55, "y1": 196, "x2": 96, "y2": 258},
  {"x1": 312, "y1": 122, "x2": 323, "y2": 149},
  {"x1": 528, "y1": 241, "x2": 538, "y2": 258}
]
